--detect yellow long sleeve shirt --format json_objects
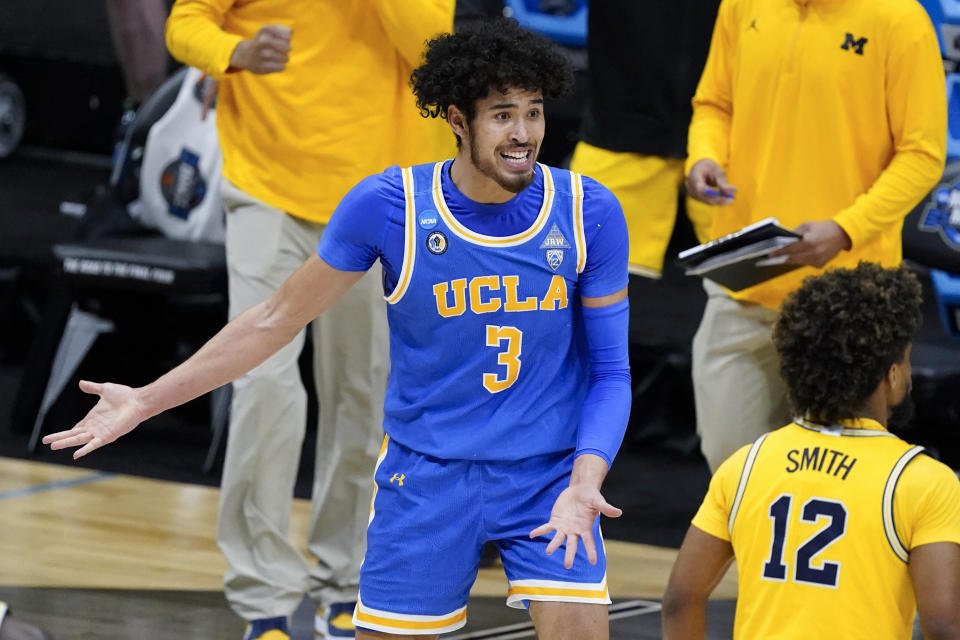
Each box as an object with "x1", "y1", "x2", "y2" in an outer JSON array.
[
  {"x1": 166, "y1": 0, "x2": 455, "y2": 224},
  {"x1": 687, "y1": 0, "x2": 946, "y2": 308}
]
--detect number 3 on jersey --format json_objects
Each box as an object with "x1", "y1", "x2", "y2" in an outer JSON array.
[
  {"x1": 484, "y1": 325, "x2": 522, "y2": 393},
  {"x1": 762, "y1": 494, "x2": 848, "y2": 588}
]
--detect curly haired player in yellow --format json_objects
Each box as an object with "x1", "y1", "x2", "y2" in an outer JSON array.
[{"x1": 663, "y1": 263, "x2": 960, "y2": 640}]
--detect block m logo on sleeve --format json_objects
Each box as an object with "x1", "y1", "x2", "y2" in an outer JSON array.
[{"x1": 841, "y1": 33, "x2": 868, "y2": 55}]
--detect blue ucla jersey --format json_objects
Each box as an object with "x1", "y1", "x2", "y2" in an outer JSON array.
[
  {"x1": 382, "y1": 161, "x2": 590, "y2": 460},
  {"x1": 318, "y1": 160, "x2": 628, "y2": 461}
]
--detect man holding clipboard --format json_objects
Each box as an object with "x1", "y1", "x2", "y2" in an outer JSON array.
[{"x1": 683, "y1": 0, "x2": 947, "y2": 472}]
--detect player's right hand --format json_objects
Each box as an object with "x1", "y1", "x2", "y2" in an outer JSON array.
[
  {"x1": 229, "y1": 24, "x2": 292, "y2": 74},
  {"x1": 42, "y1": 380, "x2": 147, "y2": 459},
  {"x1": 686, "y1": 158, "x2": 737, "y2": 205}
]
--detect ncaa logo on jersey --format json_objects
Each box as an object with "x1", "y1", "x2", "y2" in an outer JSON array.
[
  {"x1": 540, "y1": 223, "x2": 571, "y2": 271},
  {"x1": 426, "y1": 230, "x2": 448, "y2": 255},
  {"x1": 919, "y1": 183, "x2": 960, "y2": 250},
  {"x1": 418, "y1": 210, "x2": 438, "y2": 230}
]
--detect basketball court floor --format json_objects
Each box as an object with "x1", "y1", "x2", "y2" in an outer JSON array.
[{"x1": 0, "y1": 456, "x2": 738, "y2": 639}]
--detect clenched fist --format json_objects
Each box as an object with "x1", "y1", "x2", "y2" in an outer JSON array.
[{"x1": 229, "y1": 24, "x2": 292, "y2": 74}]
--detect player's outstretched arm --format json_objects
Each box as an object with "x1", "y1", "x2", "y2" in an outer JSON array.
[
  {"x1": 530, "y1": 453, "x2": 622, "y2": 570},
  {"x1": 911, "y1": 541, "x2": 960, "y2": 640},
  {"x1": 661, "y1": 526, "x2": 734, "y2": 640},
  {"x1": 42, "y1": 256, "x2": 364, "y2": 458},
  {"x1": 527, "y1": 286, "x2": 631, "y2": 568}
]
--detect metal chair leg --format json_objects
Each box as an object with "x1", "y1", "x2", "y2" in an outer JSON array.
[{"x1": 28, "y1": 304, "x2": 115, "y2": 453}]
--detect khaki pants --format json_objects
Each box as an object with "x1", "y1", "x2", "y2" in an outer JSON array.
[
  {"x1": 218, "y1": 179, "x2": 388, "y2": 620},
  {"x1": 692, "y1": 281, "x2": 792, "y2": 472},
  {"x1": 569, "y1": 141, "x2": 714, "y2": 278}
]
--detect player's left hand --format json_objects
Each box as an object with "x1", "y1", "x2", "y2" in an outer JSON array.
[
  {"x1": 530, "y1": 485, "x2": 622, "y2": 569},
  {"x1": 769, "y1": 220, "x2": 851, "y2": 268}
]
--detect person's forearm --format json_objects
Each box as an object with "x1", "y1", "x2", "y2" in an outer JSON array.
[
  {"x1": 569, "y1": 452, "x2": 609, "y2": 490},
  {"x1": 833, "y1": 147, "x2": 944, "y2": 248},
  {"x1": 135, "y1": 296, "x2": 303, "y2": 420},
  {"x1": 661, "y1": 604, "x2": 707, "y2": 640},
  {"x1": 136, "y1": 256, "x2": 360, "y2": 419},
  {"x1": 166, "y1": 0, "x2": 244, "y2": 77},
  {"x1": 921, "y1": 624, "x2": 960, "y2": 640},
  {"x1": 663, "y1": 526, "x2": 734, "y2": 640},
  {"x1": 576, "y1": 297, "x2": 631, "y2": 467},
  {"x1": 369, "y1": 0, "x2": 454, "y2": 68},
  {"x1": 686, "y1": 102, "x2": 731, "y2": 174}
]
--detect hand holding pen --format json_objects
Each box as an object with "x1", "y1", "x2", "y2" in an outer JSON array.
[
  {"x1": 686, "y1": 159, "x2": 737, "y2": 205},
  {"x1": 703, "y1": 187, "x2": 735, "y2": 200}
]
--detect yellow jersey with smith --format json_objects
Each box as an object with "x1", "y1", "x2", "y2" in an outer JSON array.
[
  {"x1": 693, "y1": 418, "x2": 960, "y2": 639},
  {"x1": 687, "y1": 0, "x2": 946, "y2": 308}
]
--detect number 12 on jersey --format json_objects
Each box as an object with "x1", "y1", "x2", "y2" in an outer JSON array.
[{"x1": 762, "y1": 494, "x2": 848, "y2": 588}]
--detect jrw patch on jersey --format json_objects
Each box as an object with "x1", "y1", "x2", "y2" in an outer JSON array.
[{"x1": 540, "y1": 223, "x2": 571, "y2": 270}]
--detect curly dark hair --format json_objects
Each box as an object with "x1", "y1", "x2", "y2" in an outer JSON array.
[
  {"x1": 772, "y1": 262, "x2": 922, "y2": 423},
  {"x1": 410, "y1": 18, "x2": 574, "y2": 125}
]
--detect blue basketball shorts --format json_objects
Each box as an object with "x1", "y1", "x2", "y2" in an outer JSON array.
[{"x1": 353, "y1": 437, "x2": 611, "y2": 635}]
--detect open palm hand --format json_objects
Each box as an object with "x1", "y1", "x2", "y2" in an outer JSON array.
[
  {"x1": 42, "y1": 380, "x2": 147, "y2": 459},
  {"x1": 530, "y1": 485, "x2": 622, "y2": 569}
]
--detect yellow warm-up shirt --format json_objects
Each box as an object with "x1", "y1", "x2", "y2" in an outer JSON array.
[
  {"x1": 687, "y1": 0, "x2": 946, "y2": 308},
  {"x1": 693, "y1": 418, "x2": 960, "y2": 639},
  {"x1": 166, "y1": 0, "x2": 455, "y2": 224}
]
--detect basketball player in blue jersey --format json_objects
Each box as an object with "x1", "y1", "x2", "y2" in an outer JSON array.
[
  {"x1": 662, "y1": 263, "x2": 960, "y2": 640},
  {"x1": 44, "y1": 19, "x2": 632, "y2": 639}
]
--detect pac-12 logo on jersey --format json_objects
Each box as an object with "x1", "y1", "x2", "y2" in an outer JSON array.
[
  {"x1": 540, "y1": 223, "x2": 571, "y2": 271},
  {"x1": 426, "y1": 230, "x2": 448, "y2": 255},
  {"x1": 546, "y1": 249, "x2": 564, "y2": 270}
]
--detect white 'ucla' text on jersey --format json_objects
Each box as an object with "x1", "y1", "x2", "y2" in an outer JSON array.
[{"x1": 383, "y1": 161, "x2": 588, "y2": 460}]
